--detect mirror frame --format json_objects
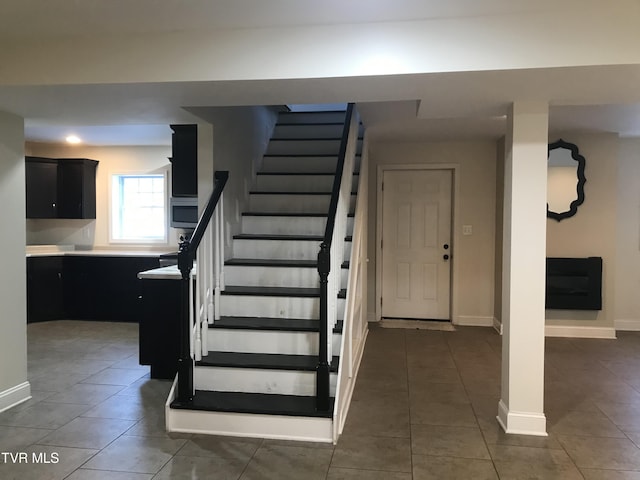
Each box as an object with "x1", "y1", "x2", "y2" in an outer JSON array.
[{"x1": 547, "y1": 139, "x2": 586, "y2": 221}]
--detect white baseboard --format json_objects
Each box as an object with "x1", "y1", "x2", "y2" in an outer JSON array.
[
  {"x1": 455, "y1": 315, "x2": 494, "y2": 327},
  {"x1": 366, "y1": 312, "x2": 378, "y2": 323},
  {"x1": 615, "y1": 319, "x2": 640, "y2": 331},
  {"x1": 493, "y1": 318, "x2": 503, "y2": 335},
  {"x1": 0, "y1": 381, "x2": 31, "y2": 413},
  {"x1": 544, "y1": 325, "x2": 616, "y2": 339},
  {"x1": 497, "y1": 399, "x2": 547, "y2": 437}
]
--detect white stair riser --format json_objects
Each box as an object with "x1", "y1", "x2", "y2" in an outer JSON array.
[
  {"x1": 166, "y1": 407, "x2": 333, "y2": 443},
  {"x1": 207, "y1": 329, "x2": 342, "y2": 356},
  {"x1": 225, "y1": 265, "x2": 348, "y2": 288},
  {"x1": 255, "y1": 174, "x2": 359, "y2": 192},
  {"x1": 273, "y1": 124, "x2": 344, "y2": 139},
  {"x1": 226, "y1": 265, "x2": 318, "y2": 288},
  {"x1": 242, "y1": 216, "x2": 353, "y2": 235},
  {"x1": 194, "y1": 366, "x2": 337, "y2": 397},
  {"x1": 249, "y1": 194, "x2": 356, "y2": 214},
  {"x1": 233, "y1": 239, "x2": 352, "y2": 261},
  {"x1": 220, "y1": 295, "x2": 345, "y2": 320},
  {"x1": 266, "y1": 139, "x2": 362, "y2": 156},
  {"x1": 278, "y1": 111, "x2": 346, "y2": 124},
  {"x1": 261, "y1": 156, "x2": 361, "y2": 173}
]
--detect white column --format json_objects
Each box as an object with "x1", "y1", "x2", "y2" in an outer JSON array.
[
  {"x1": 0, "y1": 111, "x2": 30, "y2": 412},
  {"x1": 498, "y1": 101, "x2": 548, "y2": 436}
]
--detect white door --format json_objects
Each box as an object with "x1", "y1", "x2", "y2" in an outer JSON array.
[{"x1": 381, "y1": 169, "x2": 452, "y2": 320}]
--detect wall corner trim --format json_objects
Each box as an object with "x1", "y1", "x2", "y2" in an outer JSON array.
[
  {"x1": 615, "y1": 319, "x2": 640, "y2": 331},
  {"x1": 0, "y1": 381, "x2": 31, "y2": 413},
  {"x1": 493, "y1": 317, "x2": 503, "y2": 335},
  {"x1": 544, "y1": 325, "x2": 616, "y2": 339}
]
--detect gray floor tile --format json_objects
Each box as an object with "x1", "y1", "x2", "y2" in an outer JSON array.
[
  {"x1": 412, "y1": 454, "x2": 498, "y2": 480},
  {"x1": 332, "y1": 434, "x2": 412, "y2": 473},
  {"x1": 81, "y1": 368, "x2": 149, "y2": 387},
  {"x1": 81, "y1": 395, "x2": 158, "y2": 421},
  {"x1": 342, "y1": 391, "x2": 410, "y2": 438},
  {"x1": 37, "y1": 416, "x2": 136, "y2": 449},
  {"x1": 45, "y1": 383, "x2": 125, "y2": 406},
  {"x1": 0, "y1": 401, "x2": 92, "y2": 429},
  {"x1": 82, "y1": 435, "x2": 187, "y2": 474},
  {"x1": 548, "y1": 409, "x2": 626, "y2": 437},
  {"x1": 240, "y1": 442, "x2": 333, "y2": 480},
  {"x1": 175, "y1": 435, "x2": 262, "y2": 461},
  {"x1": 0, "y1": 425, "x2": 52, "y2": 451},
  {"x1": 557, "y1": 435, "x2": 640, "y2": 470},
  {"x1": 409, "y1": 382, "x2": 471, "y2": 405},
  {"x1": 411, "y1": 424, "x2": 490, "y2": 459},
  {"x1": 409, "y1": 400, "x2": 477, "y2": 427},
  {"x1": 65, "y1": 471, "x2": 153, "y2": 480},
  {"x1": 581, "y1": 469, "x2": 640, "y2": 480},
  {"x1": 327, "y1": 467, "x2": 412, "y2": 479},
  {"x1": 154, "y1": 455, "x2": 249, "y2": 480}
]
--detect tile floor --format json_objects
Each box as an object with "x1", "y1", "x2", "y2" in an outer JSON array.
[{"x1": 3, "y1": 321, "x2": 640, "y2": 478}]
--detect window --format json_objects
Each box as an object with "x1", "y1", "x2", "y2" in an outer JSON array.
[{"x1": 110, "y1": 173, "x2": 167, "y2": 243}]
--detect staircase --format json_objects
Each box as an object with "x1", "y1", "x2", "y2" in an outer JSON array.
[{"x1": 166, "y1": 107, "x2": 367, "y2": 443}]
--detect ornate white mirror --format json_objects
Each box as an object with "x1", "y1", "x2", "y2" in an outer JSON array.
[{"x1": 547, "y1": 139, "x2": 586, "y2": 221}]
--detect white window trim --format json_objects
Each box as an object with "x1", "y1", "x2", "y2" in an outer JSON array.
[{"x1": 108, "y1": 170, "x2": 169, "y2": 245}]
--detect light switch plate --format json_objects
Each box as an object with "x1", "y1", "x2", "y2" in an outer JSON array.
[{"x1": 462, "y1": 225, "x2": 473, "y2": 236}]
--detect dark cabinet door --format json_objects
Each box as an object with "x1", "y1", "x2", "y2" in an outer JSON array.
[
  {"x1": 170, "y1": 124, "x2": 198, "y2": 197},
  {"x1": 63, "y1": 255, "x2": 159, "y2": 322},
  {"x1": 26, "y1": 157, "x2": 98, "y2": 219},
  {"x1": 58, "y1": 160, "x2": 98, "y2": 219},
  {"x1": 25, "y1": 158, "x2": 58, "y2": 218},
  {"x1": 26, "y1": 256, "x2": 65, "y2": 322}
]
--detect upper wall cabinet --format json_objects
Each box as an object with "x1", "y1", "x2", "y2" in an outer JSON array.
[
  {"x1": 25, "y1": 156, "x2": 98, "y2": 219},
  {"x1": 170, "y1": 124, "x2": 197, "y2": 197}
]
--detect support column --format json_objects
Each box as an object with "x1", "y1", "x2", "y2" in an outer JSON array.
[
  {"x1": 498, "y1": 102, "x2": 548, "y2": 436},
  {"x1": 0, "y1": 111, "x2": 30, "y2": 412}
]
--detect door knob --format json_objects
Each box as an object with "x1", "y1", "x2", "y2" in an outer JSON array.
[
  {"x1": 443, "y1": 254, "x2": 449, "y2": 260},
  {"x1": 443, "y1": 244, "x2": 449, "y2": 250}
]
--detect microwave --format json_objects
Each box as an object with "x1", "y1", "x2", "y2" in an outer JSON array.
[{"x1": 170, "y1": 196, "x2": 199, "y2": 229}]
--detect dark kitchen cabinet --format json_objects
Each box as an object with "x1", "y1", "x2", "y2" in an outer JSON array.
[
  {"x1": 25, "y1": 157, "x2": 98, "y2": 219},
  {"x1": 25, "y1": 157, "x2": 58, "y2": 218},
  {"x1": 26, "y1": 256, "x2": 65, "y2": 323},
  {"x1": 169, "y1": 124, "x2": 197, "y2": 197},
  {"x1": 139, "y1": 278, "x2": 181, "y2": 379},
  {"x1": 63, "y1": 255, "x2": 160, "y2": 322}
]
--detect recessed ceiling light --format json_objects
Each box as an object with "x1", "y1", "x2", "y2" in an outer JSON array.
[{"x1": 65, "y1": 135, "x2": 81, "y2": 144}]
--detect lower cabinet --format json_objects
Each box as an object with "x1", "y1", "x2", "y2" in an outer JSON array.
[
  {"x1": 139, "y1": 279, "x2": 181, "y2": 379},
  {"x1": 26, "y1": 255, "x2": 160, "y2": 323},
  {"x1": 26, "y1": 256, "x2": 65, "y2": 323}
]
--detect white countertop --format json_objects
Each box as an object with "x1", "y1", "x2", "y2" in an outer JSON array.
[
  {"x1": 26, "y1": 244, "x2": 173, "y2": 258},
  {"x1": 137, "y1": 264, "x2": 195, "y2": 280}
]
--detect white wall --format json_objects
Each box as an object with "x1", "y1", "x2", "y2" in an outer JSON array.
[
  {"x1": 188, "y1": 106, "x2": 278, "y2": 255},
  {"x1": 616, "y1": 138, "x2": 640, "y2": 328},
  {"x1": 545, "y1": 133, "x2": 618, "y2": 331},
  {"x1": 367, "y1": 140, "x2": 498, "y2": 325},
  {"x1": 0, "y1": 111, "x2": 30, "y2": 411},
  {"x1": 25, "y1": 143, "x2": 178, "y2": 248}
]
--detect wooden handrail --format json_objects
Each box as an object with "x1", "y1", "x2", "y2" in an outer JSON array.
[
  {"x1": 174, "y1": 170, "x2": 229, "y2": 405},
  {"x1": 316, "y1": 104, "x2": 355, "y2": 412}
]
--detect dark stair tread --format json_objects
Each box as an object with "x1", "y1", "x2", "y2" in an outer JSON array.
[
  {"x1": 338, "y1": 289, "x2": 346, "y2": 299},
  {"x1": 249, "y1": 191, "x2": 357, "y2": 195},
  {"x1": 197, "y1": 351, "x2": 339, "y2": 372},
  {"x1": 232, "y1": 233, "x2": 351, "y2": 242},
  {"x1": 223, "y1": 286, "x2": 319, "y2": 297},
  {"x1": 270, "y1": 137, "x2": 343, "y2": 141},
  {"x1": 171, "y1": 390, "x2": 334, "y2": 418},
  {"x1": 226, "y1": 258, "x2": 317, "y2": 268},
  {"x1": 242, "y1": 212, "x2": 355, "y2": 217},
  {"x1": 262, "y1": 153, "x2": 361, "y2": 157},
  {"x1": 256, "y1": 172, "x2": 359, "y2": 176},
  {"x1": 276, "y1": 121, "x2": 344, "y2": 126},
  {"x1": 210, "y1": 316, "x2": 343, "y2": 333}
]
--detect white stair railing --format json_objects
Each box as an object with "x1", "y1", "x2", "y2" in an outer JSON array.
[{"x1": 175, "y1": 171, "x2": 228, "y2": 405}]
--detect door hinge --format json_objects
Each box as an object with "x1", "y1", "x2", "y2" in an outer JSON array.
[
  {"x1": 381, "y1": 238, "x2": 383, "y2": 249},
  {"x1": 380, "y1": 297, "x2": 383, "y2": 306}
]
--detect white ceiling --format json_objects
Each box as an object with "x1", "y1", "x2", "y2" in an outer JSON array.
[{"x1": 2, "y1": 0, "x2": 639, "y2": 146}]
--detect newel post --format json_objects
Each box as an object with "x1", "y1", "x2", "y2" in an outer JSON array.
[
  {"x1": 175, "y1": 237, "x2": 194, "y2": 405},
  {"x1": 316, "y1": 242, "x2": 330, "y2": 412}
]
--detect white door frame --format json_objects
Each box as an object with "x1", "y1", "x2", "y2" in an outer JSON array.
[{"x1": 375, "y1": 163, "x2": 460, "y2": 324}]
